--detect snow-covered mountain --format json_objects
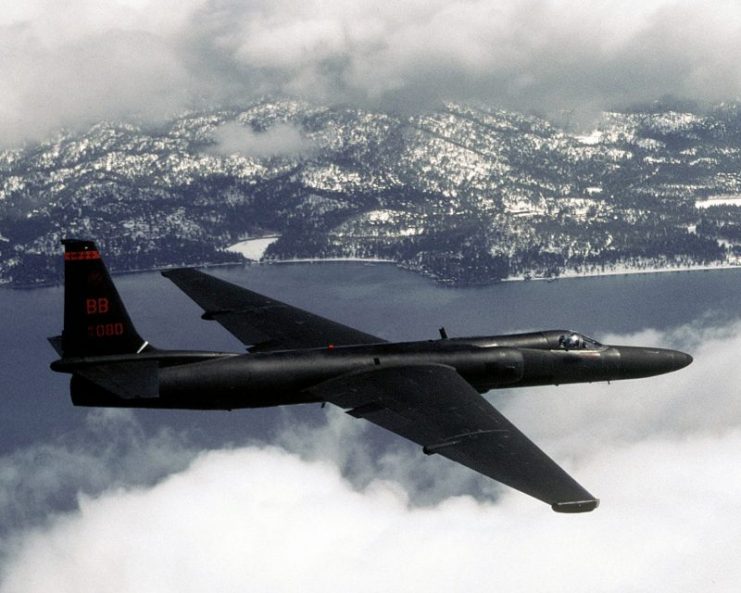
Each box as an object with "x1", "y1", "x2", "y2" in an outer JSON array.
[{"x1": 2, "y1": 99, "x2": 741, "y2": 286}]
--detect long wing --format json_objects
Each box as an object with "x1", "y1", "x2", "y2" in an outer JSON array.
[
  {"x1": 162, "y1": 268, "x2": 384, "y2": 351},
  {"x1": 309, "y1": 364, "x2": 598, "y2": 512}
]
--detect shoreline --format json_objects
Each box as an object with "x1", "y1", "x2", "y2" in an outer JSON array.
[
  {"x1": 222, "y1": 257, "x2": 741, "y2": 287},
  {"x1": 501, "y1": 262, "x2": 741, "y2": 283},
  {"x1": 265, "y1": 257, "x2": 741, "y2": 284},
  {"x1": 266, "y1": 257, "x2": 397, "y2": 265},
  {"x1": 5, "y1": 258, "x2": 741, "y2": 290}
]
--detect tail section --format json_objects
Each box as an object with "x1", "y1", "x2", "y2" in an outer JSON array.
[
  {"x1": 50, "y1": 238, "x2": 230, "y2": 407},
  {"x1": 57, "y1": 239, "x2": 149, "y2": 357}
]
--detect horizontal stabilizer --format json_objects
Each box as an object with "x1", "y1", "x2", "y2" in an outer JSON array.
[{"x1": 48, "y1": 335, "x2": 64, "y2": 356}]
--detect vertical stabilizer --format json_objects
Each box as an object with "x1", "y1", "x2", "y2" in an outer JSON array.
[{"x1": 60, "y1": 239, "x2": 148, "y2": 357}]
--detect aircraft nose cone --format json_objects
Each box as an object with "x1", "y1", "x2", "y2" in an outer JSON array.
[
  {"x1": 673, "y1": 351, "x2": 693, "y2": 370},
  {"x1": 617, "y1": 347, "x2": 693, "y2": 379}
]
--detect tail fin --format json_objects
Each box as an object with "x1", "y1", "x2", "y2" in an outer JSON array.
[{"x1": 56, "y1": 239, "x2": 149, "y2": 357}]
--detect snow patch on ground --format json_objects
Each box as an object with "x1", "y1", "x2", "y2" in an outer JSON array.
[
  {"x1": 226, "y1": 237, "x2": 279, "y2": 260},
  {"x1": 695, "y1": 195, "x2": 741, "y2": 209},
  {"x1": 574, "y1": 130, "x2": 602, "y2": 145}
]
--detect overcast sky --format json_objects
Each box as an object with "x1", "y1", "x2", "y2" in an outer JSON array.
[{"x1": 3, "y1": 0, "x2": 741, "y2": 144}]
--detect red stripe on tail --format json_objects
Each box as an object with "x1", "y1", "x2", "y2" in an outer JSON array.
[{"x1": 64, "y1": 250, "x2": 101, "y2": 261}]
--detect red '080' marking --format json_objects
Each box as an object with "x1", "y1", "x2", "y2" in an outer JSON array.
[{"x1": 88, "y1": 323, "x2": 125, "y2": 338}]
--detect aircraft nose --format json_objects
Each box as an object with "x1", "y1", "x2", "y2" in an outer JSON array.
[
  {"x1": 673, "y1": 351, "x2": 693, "y2": 370},
  {"x1": 616, "y1": 346, "x2": 693, "y2": 379}
]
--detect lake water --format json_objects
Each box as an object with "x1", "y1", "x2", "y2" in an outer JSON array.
[{"x1": 2, "y1": 262, "x2": 741, "y2": 453}]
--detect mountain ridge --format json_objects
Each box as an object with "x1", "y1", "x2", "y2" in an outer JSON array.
[{"x1": 2, "y1": 99, "x2": 741, "y2": 286}]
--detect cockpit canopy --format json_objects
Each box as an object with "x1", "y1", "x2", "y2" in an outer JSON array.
[{"x1": 557, "y1": 332, "x2": 603, "y2": 351}]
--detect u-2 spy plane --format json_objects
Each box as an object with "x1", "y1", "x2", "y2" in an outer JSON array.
[{"x1": 50, "y1": 239, "x2": 692, "y2": 512}]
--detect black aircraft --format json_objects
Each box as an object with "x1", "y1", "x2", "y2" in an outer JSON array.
[{"x1": 50, "y1": 239, "x2": 692, "y2": 513}]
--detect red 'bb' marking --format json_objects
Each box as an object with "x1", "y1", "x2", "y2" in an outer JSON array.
[
  {"x1": 64, "y1": 250, "x2": 101, "y2": 261},
  {"x1": 86, "y1": 297, "x2": 109, "y2": 315}
]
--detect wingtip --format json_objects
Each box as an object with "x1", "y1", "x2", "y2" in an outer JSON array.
[{"x1": 551, "y1": 499, "x2": 600, "y2": 513}]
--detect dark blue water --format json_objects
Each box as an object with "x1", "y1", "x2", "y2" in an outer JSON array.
[{"x1": 2, "y1": 263, "x2": 740, "y2": 453}]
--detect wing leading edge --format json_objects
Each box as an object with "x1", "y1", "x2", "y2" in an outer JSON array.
[
  {"x1": 163, "y1": 268, "x2": 385, "y2": 351},
  {"x1": 310, "y1": 364, "x2": 598, "y2": 512}
]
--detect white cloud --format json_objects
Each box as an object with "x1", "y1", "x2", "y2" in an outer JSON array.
[
  {"x1": 210, "y1": 122, "x2": 316, "y2": 158},
  {"x1": 2, "y1": 434, "x2": 741, "y2": 593},
  {"x1": 0, "y1": 18, "x2": 190, "y2": 144},
  {"x1": 0, "y1": 409, "x2": 197, "y2": 546},
  {"x1": 3, "y1": 0, "x2": 741, "y2": 145}
]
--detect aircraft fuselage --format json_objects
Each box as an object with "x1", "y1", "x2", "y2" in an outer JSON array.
[{"x1": 56, "y1": 330, "x2": 691, "y2": 410}]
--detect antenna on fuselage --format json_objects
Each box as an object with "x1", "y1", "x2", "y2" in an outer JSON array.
[{"x1": 439, "y1": 327, "x2": 448, "y2": 340}]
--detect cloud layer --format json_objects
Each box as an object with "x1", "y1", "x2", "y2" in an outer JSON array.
[
  {"x1": 2, "y1": 437, "x2": 741, "y2": 593},
  {"x1": 209, "y1": 122, "x2": 316, "y2": 158},
  {"x1": 3, "y1": 0, "x2": 741, "y2": 144},
  {"x1": 2, "y1": 321, "x2": 741, "y2": 592}
]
